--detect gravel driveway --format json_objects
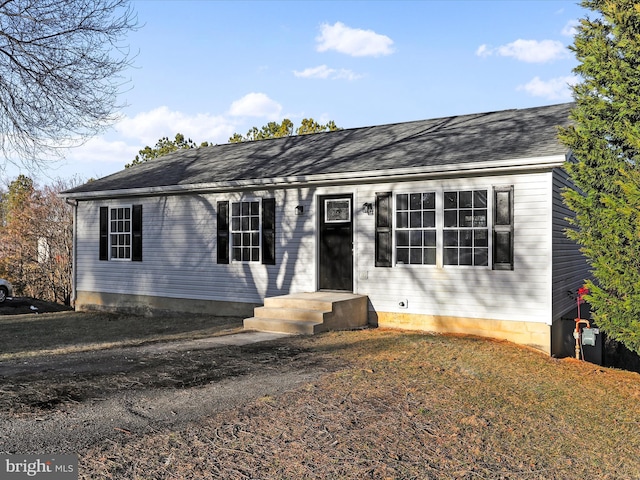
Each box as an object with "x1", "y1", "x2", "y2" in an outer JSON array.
[{"x1": 0, "y1": 331, "x2": 338, "y2": 455}]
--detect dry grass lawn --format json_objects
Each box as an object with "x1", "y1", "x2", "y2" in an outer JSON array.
[
  {"x1": 81, "y1": 329, "x2": 640, "y2": 479},
  {"x1": 1, "y1": 312, "x2": 639, "y2": 479},
  {"x1": 0, "y1": 311, "x2": 243, "y2": 361}
]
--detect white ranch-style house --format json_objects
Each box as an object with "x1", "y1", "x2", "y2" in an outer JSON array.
[{"x1": 62, "y1": 103, "x2": 589, "y2": 355}]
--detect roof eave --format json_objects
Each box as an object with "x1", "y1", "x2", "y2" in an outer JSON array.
[{"x1": 61, "y1": 154, "x2": 568, "y2": 200}]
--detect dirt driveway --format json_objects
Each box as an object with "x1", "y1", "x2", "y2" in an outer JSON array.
[{"x1": 0, "y1": 326, "x2": 343, "y2": 454}]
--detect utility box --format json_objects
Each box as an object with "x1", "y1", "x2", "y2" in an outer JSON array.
[
  {"x1": 552, "y1": 317, "x2": 604, "y2": 365},
  {"x1": 582, "y1": 326, "x2": 604, "y2": 365},
  {"x1": 581, "y1": 327, "x2": 598, "y2": 347}
]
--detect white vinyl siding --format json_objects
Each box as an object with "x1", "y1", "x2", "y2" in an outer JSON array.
[
  {"x1": 75, "y1": 191, "x2": 314, "y2": 305},
  {"x1": 74, "y1": 168, "x2": 585, "y2": 329},
  {"x1": 354, "y1": 173, "x2": 554, "y2": 324}
]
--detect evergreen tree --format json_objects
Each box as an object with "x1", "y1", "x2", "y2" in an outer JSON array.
[
  {"x1": 559, "y1": 0, "x2": 640, "y2": 354},
  {"x1": 229, "y1": 118, "x2": 340, "y2": 143},
  {"x1": 126, "y1": 133, "x2": 210, "y2": 168}
]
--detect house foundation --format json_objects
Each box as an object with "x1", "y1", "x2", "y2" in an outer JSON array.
[
  {"x1": 75, "y1": 291, "x2": 258, "y2": 318},
  {"x1": 371, "y1": 311, "x2": 551, "y2": 354}
]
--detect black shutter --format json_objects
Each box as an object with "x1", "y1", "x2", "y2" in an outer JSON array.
[
  {"x1": 99, "y1": 206, "x2": 108, "y2": 261},
  {"x1": 493, "y1": 186, "x2": 514, "y2": 270},
  {"x1": 375, "y1": 192, "x2": 393, "y2": 267},
  {"x1": 132, "y1": 204, "x2": 143, "y2": 262},
  {"x1": 217, "y1": 201, "x2": 229, "y2": 264},
  {"x1": 262, "y1": 198, "x2": 276, "y2": 265}
]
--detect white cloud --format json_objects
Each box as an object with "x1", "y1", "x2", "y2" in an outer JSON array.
[
  {"x1": 316, "y1": 22, "x2": 394, "y2": 57},
  {"x1": 498, "y1": 39, "x2": 568, "y2": 62},
  {"x1": 62, "y1": 136, "x2": 139, "y2": 176},
  {"x1": 228, "y1": 92, "x2": 283, "y2": 120},
  {"x1": 517, "y1": 75, "x2": 578, "y2": 100},
  {"x1": 116, "y1": 106, "x2": 234, "y2": 146},
  {"x1": 333, "y1": 69, "x2": 363, "y2": 81},
  {"x1": 293, "y1": 65, "x2": 362, "y2": 81},
  {"x1": 477, "y1": 39, "x2": 569, "y2": 63},
  {"x1": 476, "y1": 44, "x2": 491, "y2": 58},
  {"x1": 294, "y1": 65, "x2": 334, "y2": 79},
  {"x1": 45, "y1": 94, "x2": 289, "y2": 180},
  {"x1": 70, "y1": 137, "x2": 138, "y2": 163},
  {"x1": 562, "y1": 19, "x2": 580, "y2": 37},
  {"x1": 60, "y1": 107, "x2": 240, "y2": 177}
]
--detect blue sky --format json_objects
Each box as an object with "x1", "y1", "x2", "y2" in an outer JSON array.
[{"x1": 4, "y1": 0, "x2": 584, "y2": 184}]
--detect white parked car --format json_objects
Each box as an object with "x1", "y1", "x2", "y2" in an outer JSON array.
[{"x1": 0, "y1": 279, "x2": 13, "y2": 303}]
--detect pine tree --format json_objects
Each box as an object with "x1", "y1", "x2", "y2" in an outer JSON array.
[
  {"x1": 229, "y1": 118, "x2": 341, "y2": 143},
  {"x1": 126, "y1": 133, "x2": 210, "y2": 168},
  {"x1": 559, "y1": 0, "x2": 640, "y2": 354}
]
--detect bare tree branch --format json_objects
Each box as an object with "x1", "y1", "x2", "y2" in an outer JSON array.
[{"x1": 0, "y1": 0, "x2": 138, "y2": 169}]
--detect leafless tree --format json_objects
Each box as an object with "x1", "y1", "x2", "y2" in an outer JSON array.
[{"x1": 0, "y1": 0, "x2": 137, "y2": 170}]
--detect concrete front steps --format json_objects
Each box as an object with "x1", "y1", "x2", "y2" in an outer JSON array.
[{"x1": 243, "y1": 292, "x2": 368, "y2": 335}]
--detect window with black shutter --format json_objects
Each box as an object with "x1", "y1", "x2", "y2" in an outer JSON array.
[
  {"x1": 262, "y1": 198, "x2": 276, "y2": 265},
  {"x1": 224, "y1": 198, "x2": 276, "y2": 264},
  {"x1": 99, "y1": 205, "x2": 142, "y2": 261},
  {"x1": 217, "y1": 201, "x2": 230, "y2": 264},
  {"x1": 493, "y1": 186, "x2": 514, "y2": 270},
  {"x1": 132, "y1": 204, "x2": 143, "y2": 261},
  {"x1": 443, "y1": 190, "x2": 487, "y2": 266},
  {"x1": 375, "y1": 192, "x2": 393, "y2": 267},
  {"x1": 99, "y1": 207, "x2": 108, "y2": 261}
]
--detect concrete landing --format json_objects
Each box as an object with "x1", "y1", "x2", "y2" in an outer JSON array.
[{"x1": 243, "y1": 292, "x2": 369, "y2": 335}]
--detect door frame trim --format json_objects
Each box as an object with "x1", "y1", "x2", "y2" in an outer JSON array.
[{"x1": 316, "y1": 192, "x2": 355, "y2": 292}]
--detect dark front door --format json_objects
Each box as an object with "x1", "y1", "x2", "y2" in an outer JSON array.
[{"x1": 318, "y1": 194, "x2": 353, "y2": 291}]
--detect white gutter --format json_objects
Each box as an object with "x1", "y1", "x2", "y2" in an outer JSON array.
[{"x1": 62, "y1": 154, "x2": 568, "y2": 200}]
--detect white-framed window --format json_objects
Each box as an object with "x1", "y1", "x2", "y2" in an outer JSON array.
[
  {"x1": 443, "y1": 190, "x2": 488, "y2": 266},
  {"x1": 99, "y1": 204, "x2": 142, "y2": 262},
  {"x1": 217, "y1": 198, "x2": 275, "y2": 266},
  {"x1": 391, "y1": 189, "x2": 491, "y2": 268},
  {"x1": 380, "y1": 187, "x2": 512, "y2": 270},
  {"x1": 231, "y1": 200, "x2": 261, "y2": 262},
  {"x1": 395, "y1": 192, "x2": 437, "y2": 265},
  {"x1": 110, "y1": 206, "x2": 132, "y2": 260}
]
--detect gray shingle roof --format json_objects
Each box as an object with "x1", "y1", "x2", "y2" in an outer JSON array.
[{"x1": 64, "y1": 103, "x2": 572, "y2": 196}]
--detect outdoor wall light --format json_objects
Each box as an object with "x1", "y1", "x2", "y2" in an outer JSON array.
[
  {"x1": 295, "y1": 205, "x2": 304, "y2": 215},
  {"x1": 362, "y1": 202, "x2": 374, "y2": 215}
]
